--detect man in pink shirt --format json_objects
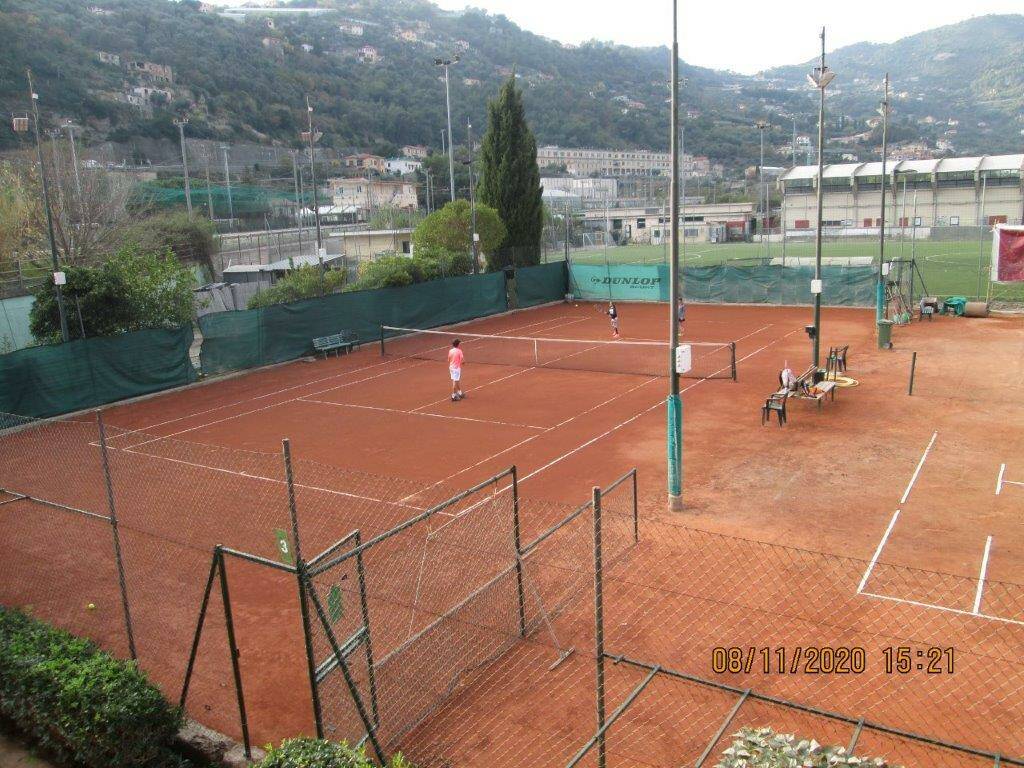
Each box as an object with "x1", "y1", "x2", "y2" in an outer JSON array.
[{"x1": 448, "y1": 339, "x2": 465, "y2": 401}]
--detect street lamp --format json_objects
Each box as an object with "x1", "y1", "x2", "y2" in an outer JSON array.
[
  {"x1": 465, "y1": 119, "x2": 480, "y2": 274},
  {"x1": 807, "y1": 28, "x2": 835, "y2": 369},
  {"x1": 24, "y1": 69, "x2": 69, "y2": 342},
  {"x1": 667, "y1": 0, "x2": 683, "y2": 512},
  {"x1": 302, "y1": 96, "x2": 324, "y2": 256},
  {"x1": 876, "y1": 73, "x2": 890, "y2": 325},
  {"x1": 756, "y1": 120, "x2": 769, "y2": 260},
  {"x1": 434, "y1": 56, "x2": 459, "y2": 203},
  {"x1": 173, "y1": 118, "x2": 193, "y2": 218}
]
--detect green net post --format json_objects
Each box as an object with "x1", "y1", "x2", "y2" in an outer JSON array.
[{"x1": 667, "y1": 393, "x2": 682, "y2": 509}]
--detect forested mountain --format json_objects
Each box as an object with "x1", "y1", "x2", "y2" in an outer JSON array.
[{"x1": 1, "y1": 0, "x2": 1021, "y2": 171}]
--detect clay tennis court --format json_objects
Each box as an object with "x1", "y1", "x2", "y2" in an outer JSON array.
[{"x1": 2, "y1": 299, "x2": 1023, "y2": 765}]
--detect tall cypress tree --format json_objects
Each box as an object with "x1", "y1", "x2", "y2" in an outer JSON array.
[{"x1": 478, "y1": 77, "x2": 544, "y2": 268}]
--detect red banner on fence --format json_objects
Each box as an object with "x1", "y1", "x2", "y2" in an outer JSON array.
[{"x1": 993, "y1": 226, "x2": 1024, "y2": 283}]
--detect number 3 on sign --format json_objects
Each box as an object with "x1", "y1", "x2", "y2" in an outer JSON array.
[
  {"x1": 274, "y1": 529, "x2": 295, "y2": 565},
  {"x1": 675, "y1": 344, "x2": 692, "y2": 375}
]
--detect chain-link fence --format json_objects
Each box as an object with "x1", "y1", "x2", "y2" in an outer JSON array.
[{"x1": 4, "y1": 410, "x2": 1023, "y2": 766}]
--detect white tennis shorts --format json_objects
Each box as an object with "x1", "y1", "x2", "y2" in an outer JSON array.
[{"x1": 450, "y1": 366, "x2": 461, "y2": 382}]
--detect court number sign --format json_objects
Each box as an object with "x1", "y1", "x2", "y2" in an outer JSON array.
[
  {"x1": 675, "y1": 344, "x2": 692, "y2": 375},
  {"x1": 274, "y1": 529, "x2": 294, "y2": 565}
]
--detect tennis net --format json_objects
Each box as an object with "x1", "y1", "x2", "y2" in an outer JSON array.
[{"x1": 380, "y1": 326, "x2": 737, "y2": 380}]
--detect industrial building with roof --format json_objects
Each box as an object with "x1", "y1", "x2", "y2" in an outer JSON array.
[{"x1": 778, "y1": 154, "x2": 1024, "y2": 232}]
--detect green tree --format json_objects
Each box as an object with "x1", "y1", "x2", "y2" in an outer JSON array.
[
  {"x1": 247, "y1": 264, "x2": 347, "y2": 309},
  {"x1": 29, "y1": 244, "x2": 196, "y2": 343},
  {"x1": 124, "y1": 212, "x2": 219, "y2": 273},
  {"x1": 478, "y1": 77, "x2": 544, "y2": 267},
  {"x1": 0, "y1": 162, "x2": 44, "y2": 266},
  {"x1": 411, "y1": 200, "x2": 505, "y2": 259}
]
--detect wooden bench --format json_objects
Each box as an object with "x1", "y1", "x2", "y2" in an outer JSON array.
[
  {"x1": 313, "y1": 330, "x2": 359, "y2": 358},
  {"x1": 763, "y1": 365, "x2": 836, "y2": 424}
]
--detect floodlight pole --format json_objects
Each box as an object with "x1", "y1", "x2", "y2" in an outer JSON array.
[
  {"x1": 667, "y1": 0, "x2": 683, "y2": 512},
  {"x1": 809, "y1": 28, "x2": 831, "y2": 369},
  {"x1": 63, "y1": 121, "x2": 82, "y2": 201},
  {"x1": 877, "y1": 73, "x2": 889, "y2": 325},
  {"x1": 174, "y1": 118, "x2": 193, "y2": 218},
  {"x1": 466, "y1": 120, "x2": 480, "y2": 273},
  {"x1": 26, "y1": 69, "x2": 69, "y2": 343},
  {"x1": 436, "y1": 57, "x2": 459, "y2": 203},
  {"x1": 305, "y1": 96, "x2": 323, "y2": 254},
  {"x1": 221, "y1": 145, "x2": 235, "y2": 226},
  {"x1": 757, "y1": 120, "x2": 768, "y2": 260}
]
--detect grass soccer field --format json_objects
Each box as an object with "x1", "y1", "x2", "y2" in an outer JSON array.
[
  {"x1": 2, "y1": 300, "x2": 1023, "y2": 766},
  {"x1": 569, "y1": 237, "x2": 1023, "y2": 303}
]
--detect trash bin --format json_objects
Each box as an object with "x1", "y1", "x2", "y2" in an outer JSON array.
[{"x1": 877, "y1": 319, "x2": 893, "y2": 349}]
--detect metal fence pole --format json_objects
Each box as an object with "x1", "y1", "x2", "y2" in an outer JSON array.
[
  {"x1": 730, "y1": 342, "x2": 738, "y2": 382},
  {"x1": 282, "y1": 439, "x2": 324, "y2": 738},
  {"x1": 631, "y1": 469, "x2": 639, "y2": 544},
  {"x1": 179, "y1": 551, "x2": 220, "y2": 708},
  {"x1": 908, "y1": 351, "x2": 918, "y2": 396},
  {"x1": 511, "y1": 465, "x2": 527, "y2": 637},
  {"x1": 96, "y1": 411, "x2": 137, "y2": 660},
  {"x1": 217, "y1": 547, "x2": 252, "y2": 760},
  {"x1": 592, "y1": 486, "x2": 607, "y2": 768},
  {"x1": 353, "y1": 530, "x2": 380, "y2": 726}
]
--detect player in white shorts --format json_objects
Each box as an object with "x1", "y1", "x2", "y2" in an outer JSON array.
[{"x1": 448, "y1": 339, "x2": 464, "y2": 401}]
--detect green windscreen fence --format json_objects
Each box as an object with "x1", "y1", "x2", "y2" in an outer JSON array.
[
  {"x1": 199, "y1": 271, "x2": 508, "y2": 376},
  {"x1": 569, "y1": 263, "x2": 875, "y2": 307},
  {"x1": 515, "y1": 262, "x2": 568, "y2": 308},
  {"x1": 0, "y1": 325, "x2": 196, "y2": 419}
]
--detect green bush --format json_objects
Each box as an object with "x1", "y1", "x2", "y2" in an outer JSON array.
[
  {"x1": 0, "y1": 607, "x2": 188, "y2": 768},
  {"x1": 124, "y1": 212, "x2": 218, "y2": 271},
  {"x1": 29, "y1": 244, "x2": 197, "y2": 343},
  {"x1": 247, "y1": 264, "x2": 348, "y2": 309},
  {"x1": 257, "y1": 738, "x2": 410, "y2": 768},
  {"x1": 716, "y1": 728, "x2": 903, "y2": 768},
  {"x1": 346, "y1": 254, "x2": 417, "y2": 291}
]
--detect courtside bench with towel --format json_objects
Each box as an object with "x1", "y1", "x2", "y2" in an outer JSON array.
[
  {"x1": 762, "y1": 364, "x2": 837, "y2": 425},
  {"x1": 313, "y1": 330, "x2": 359, "y2": 358}
]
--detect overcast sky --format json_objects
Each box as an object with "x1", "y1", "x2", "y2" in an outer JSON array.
[
  {"x1": 429, "y1": 1, "x2": 1023, "y2": 73},
  {"x1": 203, "y1": 1, "x2": 1022, "y2": 74}
]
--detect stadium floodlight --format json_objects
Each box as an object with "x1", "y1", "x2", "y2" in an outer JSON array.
[
  {"x1": 434, "y1": 56, "x2": 460, "y2": 203},
  {"x1": 807, "y1": 28, "x2": 834, "y2": 368}
]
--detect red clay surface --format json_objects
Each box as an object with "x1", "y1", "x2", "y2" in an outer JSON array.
[{"x1": 2, "y1": 300, "x2": 1023, "y2": 766}]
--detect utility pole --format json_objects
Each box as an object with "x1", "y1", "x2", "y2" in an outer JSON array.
[
  {"x1": 220, "y1": 145, "x2": 235, "y2": 226},
  {"x1": 467, "y1": 119, "x2": 479, "y2": 273},
  {"x1": 757, "y1": 120, "x2": 768, "y2": 261},
  {"x1": 174, "y1": 118, "x2": 193, "y2": 218},
  {"x1": 292, "y1": 152, "x2": 303, "y2": 263},
  {"x1": 304, "y1": 96, "x2": 323, "y2": 255},
  {"x1": 26, "y1": 69, "x2": 69, "y2": 343},
  {"x1": 63, "y1": 120, "x2": 82, "y2": 200},
  {"x1": 667, "y1": 0, "x2": 683, "y2": 512},
  {"x1": 204, "y1": 162, "x2": 214, "y2": 219},
  {"x1": 877, "y1": 73, "x2": 890, "y2": 325},
  {"x1": 792, "y1": 119, "x2": 797, "y2": 168},
  {"x1": 808, "y1": 28, "x2": 835, "y2": 369},
  {"x1": 435, "y1": 56, "x2": 459, "y2": 203}
]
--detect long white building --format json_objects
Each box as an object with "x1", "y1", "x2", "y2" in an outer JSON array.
[{"x1": 779, "y1": 154, "x2": 1024, "y2": 231}]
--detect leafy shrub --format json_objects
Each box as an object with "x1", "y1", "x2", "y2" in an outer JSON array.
[
  {"x1": 29, "y1": 244, "x2": 197, "y2": 343},
  {"x1": 257, "y1": 738, "x2": 410, "y2": 768},
  {"x1": 248, "y1": 264, "x2": 348, "y2": 309},
  {"x1": 346, "y1": 254, "x2": 416, "y2": 291},
  {"x1": 125, "y1": 212, "x2": 218, "y2": 271},
  {"x1": 0, "y1": 607, "x2": 188, "y2": 768},
  {"x1": 411, "y1": 199, "x2": 505, "y2": 258},
  {"x1": 716, "y1": 728, "x2": 903, "y2": 768}
]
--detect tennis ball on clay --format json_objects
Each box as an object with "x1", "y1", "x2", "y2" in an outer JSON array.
[{"x1": 86, "y1": 603, "x2": 96, "y2": 611}]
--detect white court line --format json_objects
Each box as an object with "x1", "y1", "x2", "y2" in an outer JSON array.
[
  {"x1": 109, "y1": 443, "x2": 426, "y2": 512},
  {"x1": 121, "y1": 314, "x2": 592, "y2": 452},
  {"x1": 856, "y1": 509, "x2": 901, "y2": 595},
  {"x1": 861, "y1": 590, "x2": 1024, "y2": 628},
  {"x1": 298, "y1": 398, "x2": 547, "y2": 431},
  {"x1": 997, "y1": 463, "x2": 1006, "y2": 495},
  {"x1": 106, "y1": 312, "x2": 583, "y2": 439},
  {"x1": 974, "y1": 535, "x2": 993, "y2": 615},
  {"x1": 900, "y1": 431, "x2": 938, "y2": 505}
]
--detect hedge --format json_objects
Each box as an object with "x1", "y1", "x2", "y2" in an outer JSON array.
[
  {"x1": 0, "y1": 607, "x2": 188, "y2": 768},
  {"x1": 257, "y1": 738, "x2": 411, "y2": 768},
  {"x1": 717, "y1": 727, "x2": 904, "y2": 767}
]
